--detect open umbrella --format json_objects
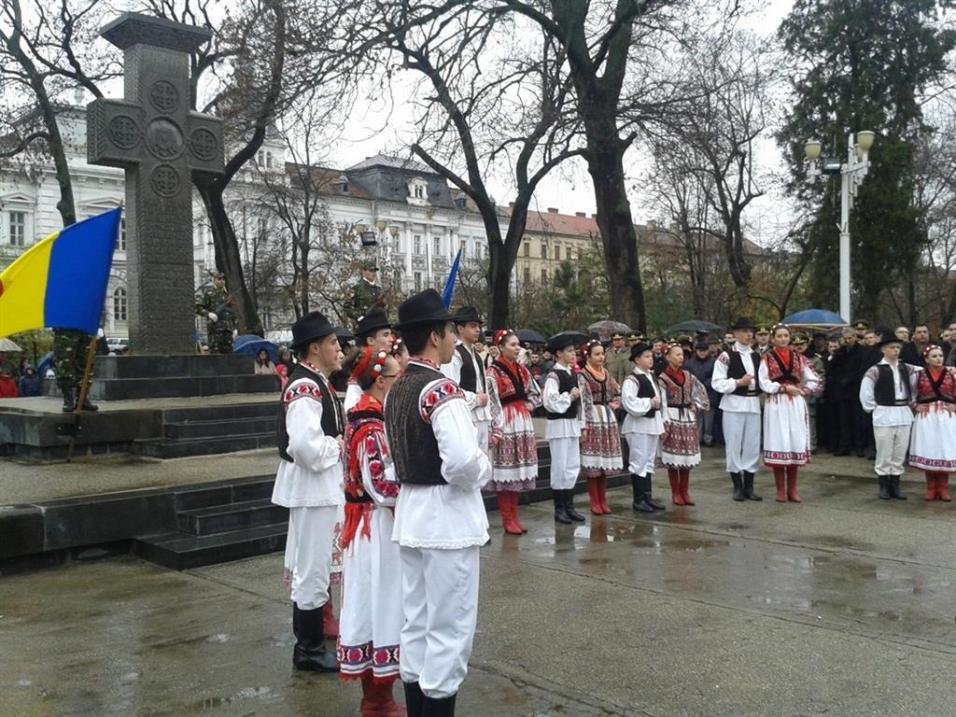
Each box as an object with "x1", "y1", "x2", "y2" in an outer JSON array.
[
  {"x1": 233, "y1": 334, "x2": 279, "y2": 362},
  {"x1": 37, "y1": 351, "x2": 54, "y2": 378},
  {"x1": 516, "y1": 328, "x2": 547, "y2": 345},
  {"x1": 587, "y1": 320, "x2": 630, "y2": 338},
  {"x1": 0, "y1": 338, "x2": 24, "y2": 352},
  {"x1": 665, "y1": 320, "x2": 722, "y2": 335},
  {"x1": 781, "y1": 309, "x2": 847, "y2": 327}
]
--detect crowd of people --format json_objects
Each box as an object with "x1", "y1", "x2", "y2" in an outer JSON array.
[{"x1": 270, "y1": 294, "x2": 956, "y2": 717}]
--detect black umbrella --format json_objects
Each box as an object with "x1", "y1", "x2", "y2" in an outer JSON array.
[
  {"x1": 516, "y1": 328, "x2": 547, "y2": 344},
  {"x1": 665, "y1": 320, "x2": 722, "y2": 335}
]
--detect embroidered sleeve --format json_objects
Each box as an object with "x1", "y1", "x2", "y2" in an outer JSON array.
[
  {"x1": 362, "y1": 430, "x2": 398, "y2": 501},
  {"x1": 579, "y1": 373, "x2": 595, "y2": 428},
  {"x1": 690, "y1": 373, "x2": 710, "y2": 411},
  {"x1": 419, "y1": 378, "x2": 465, "y2": 423},
  {"x1": 524, "y1": 366, "x2": 542, "y2": 409},
  {"x1": 486, "y1": 370, "x2": 504, "y2": 437},
  {"x1": 284, "y1": 379, "x2": 322, "y2": 405}
]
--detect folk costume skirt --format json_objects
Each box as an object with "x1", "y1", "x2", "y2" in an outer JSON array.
[
  {"x1": 762, "y1": 394, "x2": 811, "y2": 467},
  {"x1": 581, "y1": 404, "x2": 624, "y2": 471},
  {"x1": 660, "y1": 405, "x2": 701, "y2": 468},
  {"x1": 488, "y1": 403, "x2": 538, "y2": 492},
  {"x1": 909, "y1": 404, "x2": 956, "y2": 472}
]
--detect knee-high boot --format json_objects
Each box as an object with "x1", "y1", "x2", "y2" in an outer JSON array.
[
  {"x1": 938, "y1": 474, "x2": 952, "y2": 502},
  {"x1": 565, "y1": 489, "x2": 586, "y2": 522},
  {"x1": 500, "y1": 492, "x2": 523, "y2": 535},
  {"x1": 924, "y1": 472, "x2": 938, "y2": 501},
  {"x1": 679, "y1": 468, "x2": 694, "y2": 505},
  {"x1": 668, "y1": 468, "x2": 685, "y2": 506},
  {"x1": 586, "y1": 474, "x2": 603, "y2": 514},
  {"x1": 785, "y1": 465, "x2": 801, "y2": 503},
  {"x1": 773, "y1": 467, "x2": 787, "y2": 503},
  {"x1": 632, "y1": 474, "x2": 654, "y2": 513},
  {"x1": 292, "y1": 603, "x2": 338, "y2": 672},
  {"x1": 597, "y1": 473, "x2": 612, "y2": 514}
]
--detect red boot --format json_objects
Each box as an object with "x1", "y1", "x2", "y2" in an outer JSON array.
[
  {"x1": 939, "y1": 474, "x2": 952, "y2": 502},
  {"x1": 924, "y1": 472, "x2": 939, "y2": 501},
  {"x1": 513, "y1": 493, "x2": 529, "y2": 533},
  {"x1": 587, "y1": 475, "x2": 603, "y2": 515},
  {"x1": 773, "y1": 467, "x2": 787, "y2": 503},
  {"x1": 679, "y1": 469, "x2": 694, "y2": 506},
  {"x1": 361, "y1": 675, "x2": 406, "y2": 717},
  {"x1": 499, "y1": 492, "x2": 523, "y2": 535},
  {"x1": 668, "y1": 469, "x2": 686, "y2": 505},
  {"x1": 323, "y1": 594, "x2": 338, "y2": 638},
  {"x1": 598, "y1": 474, "x2": 613, "y2": 514},
  {"x1": 786, "y1": 466, "x2": 801, "y2": 503}
]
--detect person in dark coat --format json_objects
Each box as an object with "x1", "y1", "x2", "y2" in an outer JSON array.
[
  {"x1": 829, "y1": 328, "x2": 866, "y2": 456},
  {"x1": 684, "y1": 341, "x2": 718, "y2": 446}
]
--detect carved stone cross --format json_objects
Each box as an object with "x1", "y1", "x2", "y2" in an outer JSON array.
[{"x1": 87, "y1": 13, "x2": 224, "y2": 354}]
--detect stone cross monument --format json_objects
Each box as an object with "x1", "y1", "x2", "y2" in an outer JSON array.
[{"x1": 87, "y1": 13, "x2": 224, "y2": 354}]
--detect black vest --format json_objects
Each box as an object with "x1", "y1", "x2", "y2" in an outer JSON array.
[
  {"x1": 456, "y1": 343, "x2": 485, "y2": 393},
  {"x1": 766, "y1": 350, "x2": 799, "y2": 385},
  {"x1": 633, "y1": 373, "x2": 659, "y2": 418},
  {"x1": 384, "y1": 363, "x2": 446, "y2": 486},
  {"x1": 728, "y1": 350, "x2": 762, "y2": 396},
  {"x1": 492, "y1": 360, "x2": 528, "y2": 406},
  {"x1": 277, "y1": 363, "x2": 344, "y2": 462},
  {"x1": 874, "y1": 363, "x2": 911, "y2": 406},
  {"x1": 544, "y1": 368, "x2": 580, "y2": 420}
]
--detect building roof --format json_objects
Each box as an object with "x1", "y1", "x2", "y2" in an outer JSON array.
[
  {"x1": 523, "y1": 208, "x2": 600, "y2": 238},
  {"x1": 346, "y1": 153, "x2": 432, "y2": 173}
]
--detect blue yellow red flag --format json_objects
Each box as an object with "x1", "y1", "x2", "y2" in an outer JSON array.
[{"x1": 0, "y1": 208, "x2": 121, "y2": 338}]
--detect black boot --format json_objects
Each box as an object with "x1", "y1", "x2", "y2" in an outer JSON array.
[
  {"x1": 742, "y1": 471, "x2": 763, "y2": 501},
  {"x1": 61, "y1": 386, "x2": 76, "y2": 413},
  {"x1": 422, "y1": 693, "x2": 457, "y2": 717},
  {"x1": 292, "y1": 603, "x2": 338, "y2": 672},
  {"x1": 404, "y1": 681, "x2": 425, "y2": 717},
  {"x1": 632, "y1": 474, "x2": 654, "y2": 513},
  {"x1": 877, "y1": 475, "x2": 891, "y2": 500},
  {"x1": 643, "y1": 474, "x2": 666, "y2": 511},
  {"x1": 889, "y1": 475, "x2": 907, "y2": 500},
  {"x1": 553, "y1": 490, "x2": 572, "y2": 524},
  {"x1": 730, "y1": 472, "x2": 745, "y2": 501},
  {"x1": 565, "y1": 490, "x2": 586, "y2": 521},
  {"x1": 79, "y1": 392, "x2": 98, "y2": 412}
]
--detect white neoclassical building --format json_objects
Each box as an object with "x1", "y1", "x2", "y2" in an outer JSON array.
[{"x1": 1, "y1": 104, "x2": 504, "y2": 338}]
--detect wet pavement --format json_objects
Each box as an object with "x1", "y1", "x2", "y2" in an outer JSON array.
[{"x1": 2, "y1": 448, "x2": 956, "y2": 715}]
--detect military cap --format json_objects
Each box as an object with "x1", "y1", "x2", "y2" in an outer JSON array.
[
  {"x1": 611, "y1": 332, "x2": 624, "y2": 340},
  {"x1": 792, "y1": 333, "x2": 809, "y2": 345},
  {"x1": 852, "y1": 320, "x2": 870, "y2": 331},
  {"x1": 361, "y1": 260, "x2": 379, "y2": 271},
  {"x1": 755, "y1": 324, "x2": 771, "y2": 334}
]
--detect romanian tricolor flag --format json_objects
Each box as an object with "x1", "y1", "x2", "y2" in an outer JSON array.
[{"x1": 0, "y1": 208, "x2": 121, "y2": 338}]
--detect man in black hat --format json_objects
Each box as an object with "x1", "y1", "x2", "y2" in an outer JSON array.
[
  {"x1": 344, "y1": 307, "x2": 393, "y2": 411},
  {"x1": 859, "y1": 330, "x2": 918, "y2": 500},
  {"x1": 441, "y1": 306, "x2": 492, "y2": 458},
  {"x1": 542, "y1": 332, "x2": 587, "y2": 524},
  {"x1": 621, "y1": 341, "x2": 667, "y2": 512},
  {"x1": 711, "y1": 317, "x2": 763, "y2": 501},
  {"x1": 271, "y1": 310, "x2": 345, "y2": 673},
  {"x1": 384, "y1": 289, "x2": 492, "y2": 716}
]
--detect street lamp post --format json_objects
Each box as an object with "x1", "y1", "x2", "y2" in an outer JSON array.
[{"x1": 804, "y1": 129, "x2": 875, "y2": 324}]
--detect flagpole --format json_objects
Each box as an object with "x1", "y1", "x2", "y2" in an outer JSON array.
[{"x1": 66, "y1": 334, "x2": 97, "y2": 462}]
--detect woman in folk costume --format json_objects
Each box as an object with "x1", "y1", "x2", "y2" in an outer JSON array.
[
  {"x1": 657, "y1": 343, "x2": 710, "y2": 506},
  {"x1": 621, "y1": 341, "x2": 667, "y2": 513},
  {"x1": 337, "y1": 347, "x2": 405, "y2": 716},
  {"x1": 909, "y1": 344, "x2": 956, "y2": 501},
  {"x1": 579, "y1": 339, "x2": 624, "y2": 514},
  {"x1": 757, "y1": 324, "x2": 822, "y2": 503},
  {"x1": 486, "y1": 329, "x2": 541, "y2": 535}
]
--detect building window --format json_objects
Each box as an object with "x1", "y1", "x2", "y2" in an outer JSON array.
[
  {"x1": 9, "y1": 211, "x2": 25, "y2": 246},
  {"x1": 523, "y1": 241, "x2": 530, "y2": 257},
  {"x1": 414, "y1": 184, "x2": 424, "y2": 199},
  {"x1": 113, "y1": 287, "x2": 128, "y2": 321},
  {"x1": 541, "y1": 243, "x2": 548, "y2": 260},
  {"x1": 523, "y1": 267, "x2": 531, "y2": 285},
  {"x1": 541, "y1": 268, "x2": 548, "y2": 282},
  {"x1": 567, "y1": 246, "x2": 574, "y2": 261},
  {"x1": 414, "y1": 271, "x2": 422, "y2": 291},
  {"x1": 413, "y1": 235, "x2": 422, "y2": 255},
  {"x1": 433, "y1": 236, "x2": 441, "y2": 255},
  {"x1": 117, "y1": 218, "x2": 126, "y2": 251},
  {"x1": 459, "y1": 239, "x2": 467, "y2": 257}
]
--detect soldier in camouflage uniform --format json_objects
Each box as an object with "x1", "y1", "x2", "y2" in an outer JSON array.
[
  {"x1": 344, "y1": 261, "x2": 383, "y2": 324},
  {"x1": 195, "y1": 272, "x2": 237, "y2": 354},
  {"x1": 54, "y1": 328, "x2": 97, "y2": 412}
]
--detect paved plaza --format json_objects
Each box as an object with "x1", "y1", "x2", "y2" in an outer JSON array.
[{"x1": 2, "y1": 448, "x2": 955, "y2": 716}]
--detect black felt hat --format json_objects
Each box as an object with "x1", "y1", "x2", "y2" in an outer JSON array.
[
  {"x1": 630, "y1": 342, "x2": 653, "y2": 361},
  {"x1": 395, "y1": 289, "x2": 453, "y2": 330},
  {"x1": 876, "y1": 328, "x2": 903, "y2": 348},
  {"x1": 453, "y1": 306, "x2": 483, "y2": 325},
  {"x1": 547, "y1": 331, "x2": 587, "y2": 354},
  {"x1": 355, "y1": 307, "x2": 391, "y2": 337},
  {"x1": 730, "y1": 317, "x2": 756, "y2": 331},
  {"x1": 291, "y1": 311, "x2": 338, "y2": 349}
]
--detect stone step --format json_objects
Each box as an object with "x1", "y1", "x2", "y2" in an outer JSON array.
[
  {"x1": 163, "y1": 402, "x2": 278, "y2": 423},
  {"x1": 173, "y1": 475, "x2": 274, "y2": 511},
  {"x1": 177, "y1": 498, "x2": 288, "y2": 536},
  {"x1": 90, "y1": 374, "x2": 279, "y2": 401},
  {"x1": 165, "y1": 416, "x2": 276, "y2": 440},
  {"x1": 133, "y1": 524, "x2": 287, "y2": 570},
  {"x1": 130, "y1": 432, "x2": 276, "y2": 459}
]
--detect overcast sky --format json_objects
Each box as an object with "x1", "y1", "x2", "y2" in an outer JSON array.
[{"x1": 326, "y1": 0, "x2": 798, "y2": 244}]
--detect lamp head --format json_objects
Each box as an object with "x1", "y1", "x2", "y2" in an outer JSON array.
[
  {"x1": 804, "y1": 139, "x2": 822, "y2": 161},
  {"x1": 856, "y1": 130, "x2": 875, "y2": 155}
]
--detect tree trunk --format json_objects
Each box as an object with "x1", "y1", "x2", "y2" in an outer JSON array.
[
  {"x1": 586, "y1": 142, "x2": 646, "y2": 331},
  {"x1": 198, "y1": 184, "x2": 263, "y2": 335}
]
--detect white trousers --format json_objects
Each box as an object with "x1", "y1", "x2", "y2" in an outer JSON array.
[
  {"x1": 874, "y1": 424, "x2": 911, "y2": 476},
  {"x1": 548, "y1": 437, "x2": 581, "y2": 490},
  {"x1": 475, "y1": 420, "x2": 491, "y2": 461},
  {"x1": 399, "y1": 545, "x2": 480, "y2": 699},
  {"x1": 722, "y1": 411, "x2": 761, "y2": 474},
  {"x1": 288, "y1": 505, "x2": 337, "y2": 610},
  {"x1": 624, "y1": 433, "x2": 659, "y2": 476}
]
